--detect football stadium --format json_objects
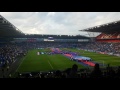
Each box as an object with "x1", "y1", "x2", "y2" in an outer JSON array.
[{"x1": 0, "y1": 13, "x2": 120, "y2": 78}]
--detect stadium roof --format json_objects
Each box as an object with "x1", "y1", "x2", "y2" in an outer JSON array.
[
  {"x1": 79, "y1": 20, "x2": 120, "y2": 33},
  {"x1": 13, "y1": 34, "x2": 90, "y2": 39},
  {"x1": 0, "y1": 15, "x2": 24, "y2": 37}
]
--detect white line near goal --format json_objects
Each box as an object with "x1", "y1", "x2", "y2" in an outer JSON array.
[
  {"x1": 16, "y1": 56, "x2": 26, "y2": 72},
  {"x1": 48, "y1": 61, "x2": 53, "y2": 69},
  {"x1": 12, "y1": 56, "x2": 26, "y2": 77}
]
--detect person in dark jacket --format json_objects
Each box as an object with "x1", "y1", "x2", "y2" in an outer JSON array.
[{"x1": 90, "y1": 63, "x2": 102, "y2": 78}]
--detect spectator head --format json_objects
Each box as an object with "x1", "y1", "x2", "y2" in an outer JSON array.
[
  {"x1": 72, "y1": 64, "x2": 78, "y2": 72},
  {"x1": 94, "y1": 63, "x2": 100, "y2": 70}
]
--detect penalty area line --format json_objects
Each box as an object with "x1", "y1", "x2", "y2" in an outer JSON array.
[
  {"x1": 13, "y1": 56, "x2": 26, "y2": 76},
  {"x1": 48, "y1": 61, "x2": 53, "y2": 69}
]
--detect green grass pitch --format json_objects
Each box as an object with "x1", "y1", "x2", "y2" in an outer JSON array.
[
  {"x1": 16, "y1": 49, "x2": 85, "y2": 73},
  {"x1": 16, "y1": 48, "x2": 120, "y2": 74}
]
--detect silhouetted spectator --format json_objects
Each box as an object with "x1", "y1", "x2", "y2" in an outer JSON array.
[
  {"x1": 65, "y1": 68, "x2": 71, "y2": 78},
  {"x1": 69, "y1": 64, "x2": 78, "y2": 78},
  {"x1": 107, "y1": 67, "x2": 116, "y2": 78},
  {"x1": 55, "y1": 70, "x2": 62, "y2": 78},
  {"x1": 2, "y1": 68, "x2": 4, "y2": 73},
  {"x1": 116, "y1": 66, "x2": 120, "y2": 78},
  {"x1": 90, "y1": 63, "x2": 102, "y2": 78}
]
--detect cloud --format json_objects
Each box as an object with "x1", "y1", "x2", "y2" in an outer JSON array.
[
  {"x1": 47, "y1": 12, "x2": 56, "y2": 16},
  {"x1": 0, "y1": 12, "x2": 120, "y2": 36}
]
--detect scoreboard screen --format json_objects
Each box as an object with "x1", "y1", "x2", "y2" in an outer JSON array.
[
  {"x1": 44, "y1": 37, "x2": 54, "y2": 41},
  {"x1": 48, "y1": 37, "x2": 53, "y2": 39}
]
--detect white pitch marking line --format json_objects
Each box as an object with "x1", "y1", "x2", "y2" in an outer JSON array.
[
  {"x1": 12, "y1": 57, "x2": 26, "y2": 77},
  {"x1": 48, "y1": 61, "x2": 53, "y2": 69},
  {"x1": 15, "y1": 56, "x2": 26, "y2": 72}
]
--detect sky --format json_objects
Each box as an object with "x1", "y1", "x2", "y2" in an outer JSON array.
[{"x1": 1, "y1": 12, "x2": 120, "y2": 37}]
